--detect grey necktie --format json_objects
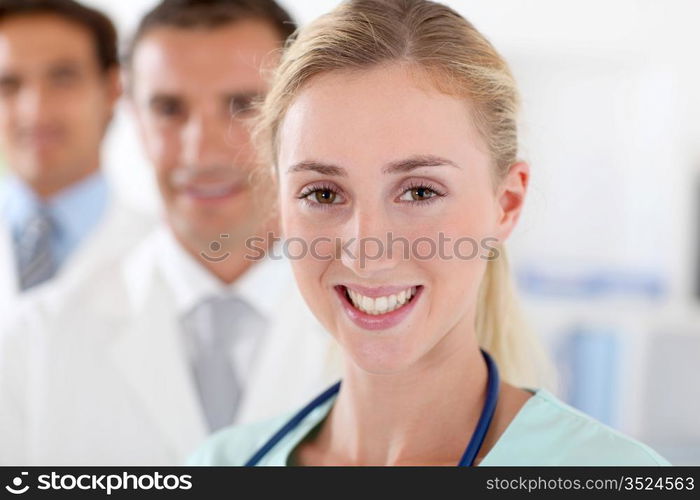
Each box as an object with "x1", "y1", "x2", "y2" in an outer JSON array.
[
  {"x1": 14, "y1": 206, "x2": 57, "y2": 291},
  {"x1": 181, "y1": 295, "x2": 261, "y2": 432}
]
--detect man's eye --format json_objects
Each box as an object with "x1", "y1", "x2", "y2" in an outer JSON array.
[
  {"x1": 230, "y1": 96, "x2": 255, "y2": 116},
  {"x1": 152, "y1": 99, "x2": 183, "y2": 118},
  {"x1": 399, "y1": 186, "x2": 438, "y2": 202},
  {"x1": 51, "y1": 69, "x2": 79, "y2": 86},
  {"x1": 0, "y1": 77, "x2": 20, "y2": 96}
]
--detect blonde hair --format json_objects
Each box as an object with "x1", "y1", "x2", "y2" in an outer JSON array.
[{"x1": 253, "y1": 0, "x2": 554, "y2": 388}]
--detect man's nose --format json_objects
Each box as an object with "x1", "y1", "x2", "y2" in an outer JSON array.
[
  {"x1": 16, "y1": 83, "x2": 52, "y2": 124},
  {"x1": 181, "y1": 113, "x2": 230, "y2": 168}
]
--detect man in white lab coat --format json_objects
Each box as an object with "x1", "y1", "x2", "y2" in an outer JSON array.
[
  {"x1": 0, "y1": 0, "x2": 340, "y2": 465},
  {"x1": 0, "y1": 0, "x2": 153, "y2": 325}
]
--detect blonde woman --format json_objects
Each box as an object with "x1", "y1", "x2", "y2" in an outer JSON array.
[{"x1": 189, "y1": 0, "x2": 669, "y2": 466}]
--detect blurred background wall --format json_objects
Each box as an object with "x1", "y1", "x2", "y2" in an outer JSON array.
[{"x1": 2, "y1": 0, "x2": 698, "y2": 463}]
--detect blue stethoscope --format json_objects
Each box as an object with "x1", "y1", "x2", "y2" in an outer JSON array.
[{"x1": 245, "y1": 348, "x2": 499, "y2": 466}]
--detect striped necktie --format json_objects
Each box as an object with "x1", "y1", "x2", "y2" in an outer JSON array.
[
  {"x1": 181, "y1": 295, "x2": 263, "y2": 432},
  {"x1": 14, "y1": 206, "x2": 57, "y2": 291}
]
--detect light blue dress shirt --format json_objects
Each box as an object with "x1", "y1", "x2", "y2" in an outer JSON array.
[
  {"x1": 0, "y1": 172, "x2": 109, "y2": 270},
  {"x1": 188, "y1": 386, "x2": 671, "y2": 466}
]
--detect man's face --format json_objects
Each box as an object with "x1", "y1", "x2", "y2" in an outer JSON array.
[
  {"x1": 0, "y1": 14, "x2": 119, "y2": 197},
  {"x1": 129, "y1": 20, "x2": 282, "y2": 253}
]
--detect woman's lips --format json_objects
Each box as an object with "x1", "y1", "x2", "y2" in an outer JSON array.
[{"x1": 335, "y1": 284, "x2": 423, "y2": 331}]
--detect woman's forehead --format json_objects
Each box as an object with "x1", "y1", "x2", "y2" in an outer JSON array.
[{"x1": 277, "y1": 64, "x2": 487, "y2": 173}]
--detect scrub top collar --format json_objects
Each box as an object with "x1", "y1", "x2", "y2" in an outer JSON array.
[{"x1": 254, "y1": 387, "x2": 544, "y2": 466}]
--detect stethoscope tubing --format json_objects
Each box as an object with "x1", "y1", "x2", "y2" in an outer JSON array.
[{"x1": 245, "y1": 348, "x2": 499, "y2": 466}]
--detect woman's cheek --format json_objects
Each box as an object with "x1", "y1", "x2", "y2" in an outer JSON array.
[
  {"x1": 283, "y1": 217, "x2": 333, "y2": 259},
  {"x1": 289, "y1": 257, "x2": 339, "y2": 339},
  {"x1": 418, "y1": 221, "x2": 490, "y2": 313},
  {"x1": 284, "y1": 215, "x2": 336, "y2": 311}
]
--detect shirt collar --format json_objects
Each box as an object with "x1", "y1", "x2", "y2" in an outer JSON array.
[
  {"x1": 1, "y1": 175, "x2": 42, "y2": 236},
  {"x1": 155, "y1": 226, "x2": 292, "y2": 320},
  {"x1": 232, "y1": 240, "x2": 291, "y2": 320},
  {"x1": 48, "y1": 171, "x2": 109, "y2": 249},
  {"x1": 1, "y1": 171, "x2": 109, "y2": 246}
]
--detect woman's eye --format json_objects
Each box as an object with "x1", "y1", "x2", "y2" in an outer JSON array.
[
  {"x1": 301, "y1": 187, "x2": 343, "y2": 205},
  {"x1": 399, "y1": 186, "x2": 438, "y2": 202}
]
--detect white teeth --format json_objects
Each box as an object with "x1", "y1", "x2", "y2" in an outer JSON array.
[{"x1": 345, "y1": 286, "x2": 418, "y2": 315}]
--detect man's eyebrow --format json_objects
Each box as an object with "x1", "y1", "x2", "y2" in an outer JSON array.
[
  {"x1": 148, "y1": 92, "x2": 180, "y2": 103},
  {"x1": 382, "y1": 154, "x2": 460, "y2": 174},
  {"x1": 223, "y1": 90, "x2": 262, "y2": 101},
  {"x1": 0, "y1": 72, "x2": 19, "y2": 83},
  {"x1": 287, "y1": 161, "x2": 347, "y2": 176},
  {"x1": 48, "y1": 59, "x2": 81, "y2": 71}
]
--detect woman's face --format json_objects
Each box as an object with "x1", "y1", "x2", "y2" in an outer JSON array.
[{"x1": 277, "y1": 64, "x2": 527, "y2": 374}]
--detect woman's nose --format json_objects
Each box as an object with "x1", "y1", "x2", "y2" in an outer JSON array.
[{"x1": 339, "y1": 209, "x2": 404, "y2": 278}]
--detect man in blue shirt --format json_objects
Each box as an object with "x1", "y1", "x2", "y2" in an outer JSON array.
[
  {"x1": 0, "y1": 0, "x2": 121, "y2": 296},
  {"x1": 0, "y1": 0, "x2": 120, "y2": 291}
]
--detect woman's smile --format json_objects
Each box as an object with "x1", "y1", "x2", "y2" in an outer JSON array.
[{"x1": 334, "y1": 283, "x2": 424, "y2": 331}]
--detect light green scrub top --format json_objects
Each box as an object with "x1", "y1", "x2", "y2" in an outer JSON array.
[{"x1": 188, "y1": 387, "x2": 670, "y2": 466}]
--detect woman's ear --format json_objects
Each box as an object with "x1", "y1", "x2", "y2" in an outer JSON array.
[{"x1": 494, "y1": 161, "x2": 529, "y2": 242}]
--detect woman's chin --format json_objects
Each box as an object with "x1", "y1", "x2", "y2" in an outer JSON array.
[{"x1": 340, "y1": 333, "x2": 421, "y2": 375}]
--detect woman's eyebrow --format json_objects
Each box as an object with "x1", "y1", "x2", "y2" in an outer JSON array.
[
  {"x1": 287, "y1": 160, "x2": 347, "y2": 176},
  {"x1": 382, "y1": 154, "x2": 460, "y2": 174},
  {"x1": 286, "y1": 154, "x2": 459, "y2": 176}
]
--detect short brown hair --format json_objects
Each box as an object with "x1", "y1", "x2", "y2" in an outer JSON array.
[
  {"x1": 124, "y1": 0, "x2": 297, "y2": 68},
  {"x1": 0, "y1": 0, "x2": 118, "y2": 73}
]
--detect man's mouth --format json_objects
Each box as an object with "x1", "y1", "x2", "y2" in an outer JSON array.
[
  {"x1": 171, "y1": 166, "x2": 248, "y2": 201},
  {"x1": 183, "y1": 181, "x2": 244, "y2": 200},
  {"x1": 19, "y1": 127, "x2": 65, "y2": 149}
]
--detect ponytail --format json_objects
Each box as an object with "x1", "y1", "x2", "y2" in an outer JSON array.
[{"x1": 476, "y1": 246, "x2": 556, "y2": 389}]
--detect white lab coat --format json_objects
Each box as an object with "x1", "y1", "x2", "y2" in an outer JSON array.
[
  {"x1": 0, "y1": 226, "x2": 341, "y2": 465},
  {"x1": 0, "y1": 197, "x2": 154, "y2": 332}
]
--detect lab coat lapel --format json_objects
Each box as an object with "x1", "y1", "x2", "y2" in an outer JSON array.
[
  {"x1": 0, "y1": 220, "x2": 19, "y2": 327},
  {"x1": 235, "y1": 284, "x2": 340, "y2": 424},
  {"x1": 1, "y1": 198, "x2": 153, "y2": 327},
  {"x1": 110, "y1": 238, "x2": 208, "y2": 462},
  {"x1": 58, "y1": 199, "x2": 153, "y2": 287}
]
